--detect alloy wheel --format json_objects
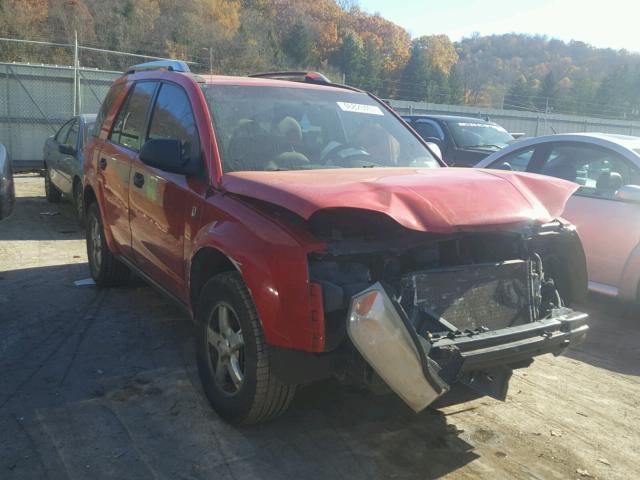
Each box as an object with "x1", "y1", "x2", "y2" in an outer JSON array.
[{"x1": 206, "y1": 302, "x2": 245, "y2": 395}]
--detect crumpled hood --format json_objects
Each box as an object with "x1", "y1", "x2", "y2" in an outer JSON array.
[{"x1": 221, "y1": 168, "x2": 578, "y2": 233}]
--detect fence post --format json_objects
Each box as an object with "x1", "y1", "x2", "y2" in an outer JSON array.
[
  {"x1": 5, "y1": 64, "x2": 12, "y2": 163},
  {"x1": 535, "y1": 116, "x2": 540, "y2": 136},
  {"x1": 73, "y1": 30, "x2": 79, "y2": 115}
]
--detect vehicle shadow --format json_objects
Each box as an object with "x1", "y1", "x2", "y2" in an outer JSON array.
[
  {"x1": 0, "y1": 261, "x2": 478, "y2": 480},
  {"x1": 565, "y1": 293, "x2": 640, "y2": 377},
  {"x1": 0, "y1": 194, "x2": 84, "y2": 241}
]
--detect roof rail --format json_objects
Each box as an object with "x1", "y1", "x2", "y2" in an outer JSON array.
[
  {"x1": 248, "y1": 71, "x2": 331, "y2": 85},
  {"x1": 125, "y1": 60, "x2": 191, "y2": 75}
]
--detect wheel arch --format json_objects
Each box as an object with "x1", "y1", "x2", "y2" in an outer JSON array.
[
  {"x1": 189, "y1": 246, "x2": 237, "y2": 315},
  {"x1": 83, "y1": 184, "x2": 97, "y2": 210}
]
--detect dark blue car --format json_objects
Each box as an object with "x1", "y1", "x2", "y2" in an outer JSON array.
[{"x1": 43, "y1": 114, "x2": 96, "y2": 224}]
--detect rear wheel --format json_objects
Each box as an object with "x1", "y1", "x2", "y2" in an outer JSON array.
[
  {"x1": 86, "y1": 202, "x2": 129, "y2": 286},
  {"x1": 44, "y1": 167, "x2": 62, "y2": 203},
  {"x1": 73, "y1": 178, "x2": 85, "y2": 226},
  {"x1": 196, "y1": 272, "x2": 296, "y2": 424}
]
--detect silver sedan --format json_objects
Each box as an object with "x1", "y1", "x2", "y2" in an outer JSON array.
[{"x1": 476, "y1": 133, "x2": 640, "y2": 302}]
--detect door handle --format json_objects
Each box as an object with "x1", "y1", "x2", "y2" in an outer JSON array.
[
  {"x1": 99, "y1": 157, "x2": 107, "y2": 170},
  {"x1": 133, "y1": 172, "x2": 145, "y2": 188}
]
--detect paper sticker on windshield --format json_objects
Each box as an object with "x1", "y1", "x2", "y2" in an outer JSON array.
[
  {"x1": 337, "y1": 102, "x2": 384, "y2": 116},
  {"x1": 457, "y1": 122, "x2": 507, "y2": 132}
]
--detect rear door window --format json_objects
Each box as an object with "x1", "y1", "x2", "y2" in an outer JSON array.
[
  {"x1": 65, "y1": 120, "x2": 79, "y2": 148},
  {"x1": 95, "y1": 82, "x2": 126, "y2": 137},
  {"x1": 55, "y1": 120, "x2": 73, "y2": 143},
  {"x1": 109, "y1": 82, "x2": 158, "y2": 151}
]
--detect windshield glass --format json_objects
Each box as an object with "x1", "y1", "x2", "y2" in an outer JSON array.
[
  {"x1": 448, "y1": 121, "x2": 514, "y2": 149},
  {"x1": 202, "y1": 85, "x2": 439, "y2": 172}
]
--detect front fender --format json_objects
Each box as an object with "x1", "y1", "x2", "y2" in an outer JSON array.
[{"x1": 190, "y1": 195, "x2": 325, "y2": 352}]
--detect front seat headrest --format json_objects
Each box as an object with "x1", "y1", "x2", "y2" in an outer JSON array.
[
  {"x1": 275, "y1": 116, "x2": 302, "y2": 147},
  {"x1": 596, "y1": 171, "x2": 624, "y2": 193}
]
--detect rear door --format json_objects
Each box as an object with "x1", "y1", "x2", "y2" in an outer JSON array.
[
  {"x1": 47, "y1": 119, "x2": 73, "y2": 191},
  {"x1": 57, "y1": 119, "x2": 79, "y2": 194},
  {"x1": 99, "y1": 81, "x2": 158, "y2": 258},
  {"x1": 128, "y1": 81, "x2": 205, "y2": 297}
]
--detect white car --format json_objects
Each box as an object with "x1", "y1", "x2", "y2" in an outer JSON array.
[{"x1": 476, "y1": 133, "x2": 640, "y2": 302}]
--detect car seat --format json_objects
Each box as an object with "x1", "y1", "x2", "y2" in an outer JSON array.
[
  {"x1": 596, "y1": 171, "x2": 623, "y2": 196},
  {"x1": 542, "y1": 160, "x2": 578, "y2": 182},
  {"x1": 272, "y1": 116, "x2": 309, "y2": 169},
  {"x1": 226, "y1": 119, "x2": 275, "y2": 171}
]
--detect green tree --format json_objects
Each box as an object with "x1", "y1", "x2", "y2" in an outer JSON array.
[
  {"x1": 447, "y1": 66, "x2": 465, "y2": 104},
  {"x1": 282, "y1": 23, "x2": 314, "y2": 67},
  {"x1": 504, "y1": 75, "x2": 535, "y2": 111},
  {"x1": 359, "y1": 38, "x2": 383, "y2": 93},
  {"x1": 535, "y1": 71, "x2": 558, "y2": 112},
  {"x1": 400, "y1": 35, "x2": 458, "y2": 102},
  {"x1": 401, "y1": 41, "x2": 431, "y2": 101},
  {"x1": 336, "y1": 30, "x2": 363, "y2": 84}
]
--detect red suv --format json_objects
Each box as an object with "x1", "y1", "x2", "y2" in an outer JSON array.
[{"x1": 84, "y1": 61, "x2": 589, "y2": 424}]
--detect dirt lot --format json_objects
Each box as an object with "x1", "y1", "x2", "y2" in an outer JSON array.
[{"x1": 1, "y1": 175, "x2": 639, "y2": 480}]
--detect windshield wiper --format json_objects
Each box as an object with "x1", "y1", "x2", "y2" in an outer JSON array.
[{"x1": 466, "y1": 144, "x2": 503, "y2": 149}]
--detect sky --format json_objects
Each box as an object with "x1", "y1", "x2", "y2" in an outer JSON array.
[{"x1": 359, "y1": 0, "x2": 640, "y2": 52}]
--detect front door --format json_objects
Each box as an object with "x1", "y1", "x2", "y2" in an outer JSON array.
[
  {"x1": 99, "y1": 81, "x2": 158, "y2": 256},
  {"x1": 537, "y1": 142, "x2": 640, "y2": 291},
  {"x1": 129, "y1": 82, "x2": 205, "y2": 297}
]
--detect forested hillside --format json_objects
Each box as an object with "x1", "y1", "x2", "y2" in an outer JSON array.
[{"x1": 2, "y1": 0, "x2": 640, "y2": 119}]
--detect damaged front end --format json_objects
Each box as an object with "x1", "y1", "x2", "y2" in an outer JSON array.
[{"x1": 308, "y1": 210, "x2": 589, "y2": 411}]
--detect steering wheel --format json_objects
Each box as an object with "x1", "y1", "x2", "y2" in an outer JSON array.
[{"x1": 320, "y1": 141, "x2": 377, "y2": 167}]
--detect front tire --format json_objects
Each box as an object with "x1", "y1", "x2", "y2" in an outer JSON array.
[
  {"x1": 44, "y1": 167, "x2": 62, "y2": 203},
  {"x1": 196, "y1": 272, "x2": 296, "y2": 424},
  {"x1": 86, "y1": 202, "x2": 129, "y2": 286}
]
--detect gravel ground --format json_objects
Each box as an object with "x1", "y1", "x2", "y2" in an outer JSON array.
[{"x1": 1, "y1": 175, "x2": 639, "y2": 480}]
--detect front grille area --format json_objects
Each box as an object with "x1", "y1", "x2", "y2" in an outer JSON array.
[{"x1": 401, "y1": 260, "x2": 534, "y2": 334}]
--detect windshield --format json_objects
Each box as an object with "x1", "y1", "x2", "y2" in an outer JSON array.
[
  {"x1": 202, "y1": 85, "x2": 439, "y2": 172},
  {"x1": 448, "y1": 121, "x2": 514, "y2": 149}
]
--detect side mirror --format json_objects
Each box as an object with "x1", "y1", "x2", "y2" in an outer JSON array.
[
  {"x1": 615, "y1": 184, "x2": 640, "y2": 204},
  {"x1": 495, "y1": 162, "x2": 513, "y2": 171},
  {"x1": 425, "y1": 142, "x2": 443, "y2": 163},
  {"x1": 0, "y1": 144, "x2": 15, "y2": 220},
  {"x1": 58, "y1": 144, "x2": 77, "y2": 156},
  {"x1": 140, "y1": 138, "x2": 190, "y2": 175}
]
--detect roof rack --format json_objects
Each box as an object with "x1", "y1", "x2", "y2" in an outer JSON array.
[
  {"x1": 248, "y1": 71, "x2": 331, "y2": 85},
  {"x1": 125, "y1": 60, "x2": 191, "y2": 75}
]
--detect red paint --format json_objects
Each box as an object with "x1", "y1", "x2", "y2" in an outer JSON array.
[
  {"x1": 85, "y1": 69, "x2": 579, "y2": 354},
  {"x1": 222, "y1": 168, "x2": 578, "y2": 233}
]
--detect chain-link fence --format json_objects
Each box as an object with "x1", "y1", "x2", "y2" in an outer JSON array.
[
  {"x1": 0, "y1": 62, "x2": 120, "y2": 170},
  {"x1": 4, "y1": 60, "x2": 640, "y2": 172}
]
